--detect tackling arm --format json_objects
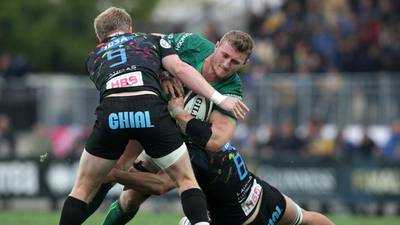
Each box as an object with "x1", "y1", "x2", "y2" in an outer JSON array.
[
  {"x1": 107, "y1": 168, "x2": 175, "y2": 195},
  {"x1": 162, "y1": 55, "x2": 217, "y2": 100},
  {"x1": 206, "y1": 110, "x2": 236, "y2": 150}
]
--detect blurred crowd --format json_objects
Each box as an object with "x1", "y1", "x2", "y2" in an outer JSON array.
[
  {"x1": 0, "y1": 113, "x2": 89, "y2": 160},
  {"x1": 231, "y1": 117, "x2": 400, "y2": 161},
  {"x1": 245, "y1": 0, "x2": 399, "y2": 77}
]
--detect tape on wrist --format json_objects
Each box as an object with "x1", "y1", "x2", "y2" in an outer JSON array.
[{"x1": 210, "y1": 91, "x2": 226, "y2": 105}]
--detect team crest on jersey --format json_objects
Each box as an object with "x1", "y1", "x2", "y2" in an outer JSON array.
[{"x1": 160, "y1": 39, "x2": 171, "y2": 48}]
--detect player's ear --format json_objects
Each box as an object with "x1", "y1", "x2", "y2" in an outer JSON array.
[
  {"x1": 128, "y1": 26, "x2": 133, "y2": 33},
  {"x1": 96, "y1": 34, "x2": 103, "y2": 42},
  {"x1": 215, "y1": 41, "x2": 220, "y2": 48}
]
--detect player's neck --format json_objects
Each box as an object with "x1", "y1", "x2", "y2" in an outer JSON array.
[
  {"x1": 203, "y1": 57, "x2": 217, "y2": 82},
  {"x1": 107, "y1": 31, "x2": 126, "y2": 38}
]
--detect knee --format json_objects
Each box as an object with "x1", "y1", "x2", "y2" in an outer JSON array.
[
  {"x1": 176, "y1": 180, "x2": 199, "y2": 192},
  {"x1": 300, "y1": 211, "x2": 333, "y2": 225},
  {"x1": 119, "y1": 193, "x2": 139, "y2": 212},
  {"x1": 70, "y1": 185, "x2": 96, "y2": 203},
  {"x1": 172, "y1": 172, "x2": 198, "y2": 190}
]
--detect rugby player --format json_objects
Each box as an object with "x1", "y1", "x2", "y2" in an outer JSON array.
[{"x1": 58, "y1": 7, "x2": 248, "y2": 225}]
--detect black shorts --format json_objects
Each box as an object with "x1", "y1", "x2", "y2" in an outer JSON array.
[
  {"x1": 248, "y1": 177, "x2": 286, "y2": 225},
  {"x1": 85, "y1": 95, "x2": 184, "y2": 160}
]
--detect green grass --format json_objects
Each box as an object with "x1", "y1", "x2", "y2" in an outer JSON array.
[
  {"x1": 332, "y1": 215, "x2": 400, "y2": 225},
  {"x1": 0, "y1": 211, "x2": 181, "y2": 225},
  {"x1": 0, "y1": 211, "x2": 399, "y2": 225}
]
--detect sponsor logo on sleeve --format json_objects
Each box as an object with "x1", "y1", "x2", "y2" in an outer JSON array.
[
  {"x1": 175, "y1": 33, "x2": 192, "y2": 51},
  {"x1": 160, "y1": 39, "x2": 172, "y2": 49}
]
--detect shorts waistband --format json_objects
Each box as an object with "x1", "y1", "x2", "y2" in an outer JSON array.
[{"x1": 106, "y1": 90, "x2": 158, "y2": 97}]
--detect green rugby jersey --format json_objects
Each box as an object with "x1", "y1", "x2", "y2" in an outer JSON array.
[{"x1": 163, "y1": 32, "x2": 243, "y2": 120}]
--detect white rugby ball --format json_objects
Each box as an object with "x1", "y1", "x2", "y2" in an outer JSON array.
[{"x1": 184, "y1": 91, "x2": 214, "y2": 122}]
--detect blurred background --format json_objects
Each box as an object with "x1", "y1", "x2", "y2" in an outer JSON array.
[{"x1": 0, "y1": 0, "x2": 399, "y2": 218}]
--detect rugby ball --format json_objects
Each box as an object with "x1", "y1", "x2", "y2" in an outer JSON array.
[{"x1": 184, "y1": 91, "x2": 214, "y2": 122}]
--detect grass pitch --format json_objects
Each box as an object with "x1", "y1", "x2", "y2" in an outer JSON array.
[{"x1": 0, "y1": 211, "x2": 399, "y2": 225}]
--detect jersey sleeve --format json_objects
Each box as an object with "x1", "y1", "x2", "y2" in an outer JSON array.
[
  {"x1": 162, "y1": 33, "x2": 214, "y2": 58},
  {"x1": 84, "y1": 54, "x2": 93, "y2": 75},
  {"x1": 163, "y1": 32, "x2": 196, "y2": 51},
  {"x1": 152, "y1": 35, "x2": 177, "y2": 58}
]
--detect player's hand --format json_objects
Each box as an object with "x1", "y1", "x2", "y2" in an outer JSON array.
[
  {"x1": 161, "y1": 77, "x2": 184, "y2": 98},
  {"x1": 218, "y1": 97, "x2": 249, "y2": 120},
  {"x1": 127, "y1": 166, "x2": 138, "y2": 173},
  {"x1": 168, "y1": 96, "x2": 184, "y2": 109},
  {"x1": 168, "y1": 96, "x2": 185, "y2": 118}
]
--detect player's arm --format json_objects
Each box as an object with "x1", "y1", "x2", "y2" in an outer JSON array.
[
  {"x1": 207, "y1": 110, "x2": 236, "y2": 150},
  {"x1": 106, "y1": 167, "x2": 175, "y2": 195},
  {"x1": 161, "y1": 54, "x2": 248, "y2": 120},
  {"x1": 162, "y1": 55, "x2": 221, "y2": 102},
  {"x1": 169, "y1": 97, "x2": 236, "y2": 151}
]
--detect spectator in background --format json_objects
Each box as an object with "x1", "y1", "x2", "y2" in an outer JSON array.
[
  {"x1": 332, "y1": 128, "x2": 355, "y2": 160},
  {"x1": 302, "y1": 118, "x2": 335, "y2": 158},
  {"x1": 314, "y1": 67, "x2": 344, "y2": 122},
  {"x1": 265, "y1": 119, "x2": 304, "y2": 159},
  {"x1": 17, "y1": 123, "x2": 52, "y2": 158},
  {"x1": 204, "y1": 20, "x2": 221, "y2": 43},
  {"x1": 356, "y1": 128, "x2": 379, "y2": 159},
  {"x1": 0, "y1": 53, "x2": 12, "y2": 86},
  {"x1": 0, "y1": 53, "x2": 12, "y2": 75},
  {"x1": 382, "y1": 120, "x2": 400, "y2": 160},
  {"x1": 0, "y1": 53, "x2": 30, "y2": 81},
  {"x1": 0, "y1": 113, "x2": 16, "y2": 159},
  {"x1": 255, "y1": 123, "x2": 276, "y2": 159}
]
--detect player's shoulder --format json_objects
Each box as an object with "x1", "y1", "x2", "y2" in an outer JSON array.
[
  {"x1": 132, "y1": 32, "x2": 160, "y2": 42},
  {"x1": 229, "y1": 73, "x2": 243, "y2": 84},
  {"x1": 218, "y1": 73, "x2": 243, "y2": 91},
  {"x1": 164, "y1": 32, "x2": 200, "y2": 42},
  {"x1": 164, "y1": 32, "x2": 214, "y2": 51}
]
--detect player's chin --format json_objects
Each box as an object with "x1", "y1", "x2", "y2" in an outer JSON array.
[{"x1": 216, "y1": 70, "x2": 230, "y2": 78}]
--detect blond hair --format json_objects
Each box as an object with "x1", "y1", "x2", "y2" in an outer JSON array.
[
  {"x1": 220, "y1": 30, "x2": 253, "y2": 60},
  {"x1": 94, "y1": 7, "x2": 132, "y2": 40}
]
